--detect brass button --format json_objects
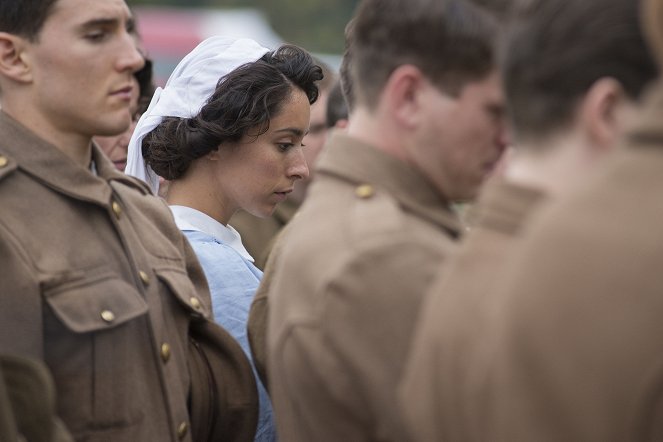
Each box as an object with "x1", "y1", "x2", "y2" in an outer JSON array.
[
  {"x1": 111, "y1": 201, "x2": 122, "y2": 219},
  {"x1": 139, "y1": 270, "x2": 150, "y2": 286},
  {"x1": 0, "y1": 156, "x2": 7, "y2": 168},
  {"x1": 100, "y1": 310, "x2": 115, "y2": 323},
  {"x1": 160, "y1": 343, "x2": 171, "y2": 363},
  {"x1": 177, "y1": 421, "x2": 188, "y2": 439},
  {"x1": 355, "y1": 184, "x2": 374, "y2": 199},
  {"x1": 189, "y1": 297, "x2": 201, "y2": 310}
]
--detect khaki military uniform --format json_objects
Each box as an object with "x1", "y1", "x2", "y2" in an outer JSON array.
[
  {"x1": 246, "y1": 221, "x2": 293, "y2": 392},
  {"x1": 0, "y1": 354, "x2": 73, "y2": 442},
  {"x1": 230, "y1": 199, "x2": 299, "y2": 270},
  {"x1": 266, "y1": 132, "x2": 461, "y2": 441},
  {"x1": 0, "y1": 112, "x2": 232, "y2": 441},
  {"x1": 464, "y1": 86, "x2": 663, "y2": 441},
  {"x1": 399, "y1": 180, "x2": 547, "y2": 441}
]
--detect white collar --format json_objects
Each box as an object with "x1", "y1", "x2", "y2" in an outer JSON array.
[{"x1": 169, "y1": 205, "x2": 254, "y2": 262}]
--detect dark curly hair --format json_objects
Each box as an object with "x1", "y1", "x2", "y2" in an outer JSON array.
[{"x1": 142, "y1": 44, "x2": 323, "y2": 180}]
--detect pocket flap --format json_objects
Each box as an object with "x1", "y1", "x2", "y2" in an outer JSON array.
[
  {"x1": 44, "y1": 276, "x2": 149, "y2": 333},
  {"x1": 154, "y1": 267, "x2": 210, "y2": 317}
]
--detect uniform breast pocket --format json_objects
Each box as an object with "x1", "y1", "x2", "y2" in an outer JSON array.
[
  {"x1": 43, "y1": 273, "x2": 151, "y2": 434},
  {"x1": 154, "y1": 266, "x2": 211, "y2": 319}
]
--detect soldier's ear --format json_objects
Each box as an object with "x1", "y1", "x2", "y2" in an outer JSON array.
[
  {"x1": 0, "y1": 32, "x2": 33, "y2": 84},
  {"x1": 579, "y1": 77, "x2": 627, "y2": 151},
  {"x1": 385, "y1": 64, "x2": 425, "y2": 130}
]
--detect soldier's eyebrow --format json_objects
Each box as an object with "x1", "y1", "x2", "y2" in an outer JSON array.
[
  {"x1": 78, "y1": 18, "x2": 119, "y2": 30},
  {"x1": 77, "y1": 16, "x2": 135, "y2": 32}
]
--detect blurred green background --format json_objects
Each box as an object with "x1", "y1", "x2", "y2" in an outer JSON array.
[{"x1": 129, "y1": 0, "x2": 358, "y2": 55}]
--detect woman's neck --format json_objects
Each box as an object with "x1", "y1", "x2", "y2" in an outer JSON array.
[{"x1": 166, "y1": 179, "x2": 234, "y2": 225}]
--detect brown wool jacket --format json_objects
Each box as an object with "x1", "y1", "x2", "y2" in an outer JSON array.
[
  {"x1": 0, "y1": 112, "x2": 249, "y2": 441},
  {"x1": 0, "y1": 354, "x2": 74, "y2": 442},
  {"x1": 246, "y1": 220, "x2": 293, "y2": 393},
  {"x1": 465, "y1": 86, "x2": 663, "y2": 441},
  {"x1": 265, "y1": 132, "x2": 461, "y2": 442},
  {"x1": 399, "y1": 180, "x2": 548, "y2": 442}
]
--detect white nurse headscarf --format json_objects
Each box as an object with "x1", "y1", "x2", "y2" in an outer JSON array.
[{"x1": 125, "y1": 36, "x2": 270, "y2": 194}]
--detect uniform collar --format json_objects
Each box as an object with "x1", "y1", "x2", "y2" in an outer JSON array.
[
  {"x1": 626, "y1": 83, "x2": 663, "y2": 148},
  {"x1": 170, "y1": 205, "x2": 255, "y2": 262},
  {"x1": 0, "y1": 111, "x2": 135, "y2": 205},
  {"x1": 317, "y1": 132, "x2": 462, "y2": 237},
  {"x1": 466, "y1": 179, "x2": 548, "y2": 235}
]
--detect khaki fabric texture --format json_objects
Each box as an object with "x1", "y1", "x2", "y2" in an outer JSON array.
[
  {"x1": 266, "y1": 133, "x2": 461, "y2": 442},
  {"x1": 400, "y1": 180, "x2": 548, "y2": 441},
  {"x1": 0, "y1": 112, "x2": 253, "y2": 441},
  {"x1": 0, "y1": 354, "x2": 74, "y2": 442},
  {"x1": 247, "y1": 221, "x2": 294, "y2": 393},
  {"x1": 461, "y1": 85, "x2": 663, "y2": 441},
  {"x1": 187, "y1": 320, "x2": 259, "y2": 442}
]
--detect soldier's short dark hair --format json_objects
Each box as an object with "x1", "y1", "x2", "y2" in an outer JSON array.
[
  {"x1": 503, "y1": 0, "x2": 658, "y2": 143},
  {"x1": 326, "y1": 81, "x2": 349, "y2": 128},
  {"x1": 351, "y1": 0, "x2": 500, "y2": 109},
  {"x1": 339, "y1": 19, "x2": 356, "y2": 112},
  {"x1": 0, "y1": 0, "x2": 60, "y2": 41}
]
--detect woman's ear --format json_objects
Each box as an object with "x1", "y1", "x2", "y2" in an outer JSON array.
[
  {"x1": 0, "y1": 32, "x2": 33, "y2": 83},
  {"x1": 578, "y1": 77, "x2": 627, "y2": 150},
  {"x1": 205, "y1": 147, "x2": 223, "y2": 162}
]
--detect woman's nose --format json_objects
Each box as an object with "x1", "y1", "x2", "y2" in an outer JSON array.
[{"x1": 288, "y1": 149, "x2": 310, "y2": 181}]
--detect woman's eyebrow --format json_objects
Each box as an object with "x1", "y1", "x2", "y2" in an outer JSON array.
[{"x1": 274, "y1": 127, "x2": 305, "y2": 137}]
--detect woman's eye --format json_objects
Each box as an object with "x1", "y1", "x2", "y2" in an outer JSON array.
[{"x1": 278, "y1": 143, "x2": 294, "y2": 151}]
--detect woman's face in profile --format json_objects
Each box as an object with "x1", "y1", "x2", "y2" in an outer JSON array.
[{"x1": 209, "y1": 87, "x2": 311, "y2": 218}]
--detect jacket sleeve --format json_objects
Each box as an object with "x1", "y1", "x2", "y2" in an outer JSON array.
[
  {"x1": 0, "y1": 216, "x2": 76, "y2": 442},
  {"x1": 0, "y1": 225, "x2": 44, "y2": 358},
  {"x1": 1, "y1": 354, "x2": 75, "y2": 442},
  {"x1": 247, "y1": 223, "x2": 293, "y2": 393}
]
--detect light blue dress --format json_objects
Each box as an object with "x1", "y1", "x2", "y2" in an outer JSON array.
[{"x1": 170, "y1": 205, "x2": 276, "y2": 442}]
